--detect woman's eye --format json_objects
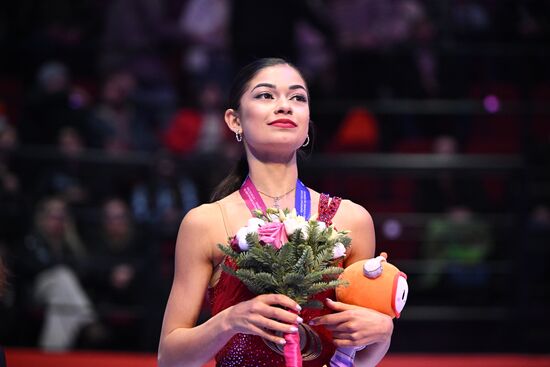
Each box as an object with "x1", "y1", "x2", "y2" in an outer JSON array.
[
  {"x1": 255, "y1": 92, "x2": 273, "y2": 99},
  {"x1": 291, "y1": 94, "x2": 308, "y2": 102}
]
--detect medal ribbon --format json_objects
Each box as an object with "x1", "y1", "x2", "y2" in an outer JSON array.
[{"x1": 240, "y1": 176, "x2": 311, "y2": 219}]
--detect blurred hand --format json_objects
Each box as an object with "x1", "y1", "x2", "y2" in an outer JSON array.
[
  {"x1": 224, "y1": 294, "x2": 303, "y2": 345},
  {"x1": 309, "y1": 298, "x2": 393, "y2": 348}
]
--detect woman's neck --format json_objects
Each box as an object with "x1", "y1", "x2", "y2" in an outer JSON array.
[{"x1": 246, "y1": 154, "x2": 298, "y2": 198}]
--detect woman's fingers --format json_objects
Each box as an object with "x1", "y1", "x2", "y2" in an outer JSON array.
[
  {"x1": 229, "y1": 294, "x2": 303, "y2": 339},
  {"x1": 247, "y1": 296, "x2": 302, "y2": 325},
  {"x1": 254, "y1": 314, "x2": 300, "y2": 335},
  {"x1": 247, "y1": 323, "x2": 288, "y2": 345},
  {"x1": 309, "y1": 310, "x2": 356, "y2": 327},
  {"x1": 258, "y1": 294, "x2": 302, "y2": 312},
  {"x1": 309, "y1": 304, "x2": 394, "y2": 347}
]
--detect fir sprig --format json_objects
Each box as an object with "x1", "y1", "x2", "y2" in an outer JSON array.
[{"x1": 218, "y1": 209, "x2": 352, "y2": 307}]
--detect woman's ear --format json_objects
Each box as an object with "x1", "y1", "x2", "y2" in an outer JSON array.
[{"x1": 224, "y1": 109, "x2": 241, "y2": 133}]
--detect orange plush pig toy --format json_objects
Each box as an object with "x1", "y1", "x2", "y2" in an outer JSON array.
[
  {"x1": 336, "y1": 252, "x2": 408, "y2": 318},
  {"x1": 329, "y1": 252, "x2": 408, "y2": 367}
]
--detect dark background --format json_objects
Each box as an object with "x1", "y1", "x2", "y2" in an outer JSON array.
[{"x1": 0, "y1": 0, "x2": 549, "y2": 355}]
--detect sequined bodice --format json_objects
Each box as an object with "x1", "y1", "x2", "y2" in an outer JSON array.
[{"x1": 209, "y1": 194, "x2": 342, "y2": 367}]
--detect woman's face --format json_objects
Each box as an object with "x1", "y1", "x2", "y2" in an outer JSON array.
[
  {"x1": 39, "y1": 200, "x2": 67, "y2": 238},
  {"x1": 234, "y1": 64, "x2": 310, "y2": 156}
]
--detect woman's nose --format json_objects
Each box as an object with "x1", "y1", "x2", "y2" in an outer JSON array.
[{"x1": 275, "y1": 99, "x2": 292, "y2": 114}]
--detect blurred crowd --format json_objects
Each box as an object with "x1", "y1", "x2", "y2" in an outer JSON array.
[{"x1": 0, "y1": 0, "x2": 549, "y2": 353}]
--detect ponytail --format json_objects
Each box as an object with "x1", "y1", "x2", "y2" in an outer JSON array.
[{"x1": 209, "y1": 155, "x2": 248, "y2": 202}]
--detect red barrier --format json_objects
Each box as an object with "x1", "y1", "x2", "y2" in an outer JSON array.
[{"x1": 5, "y1": 348, "x2": 550, "y2": 367}]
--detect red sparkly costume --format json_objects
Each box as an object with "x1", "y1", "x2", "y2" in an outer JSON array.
[{"x1": 209, "y1": 194, "x2": 342, "y2": 367}]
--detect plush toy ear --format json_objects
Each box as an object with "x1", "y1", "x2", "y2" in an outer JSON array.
[{"x1": 363, "y1": 254, "x2": 387, "y2": 279}]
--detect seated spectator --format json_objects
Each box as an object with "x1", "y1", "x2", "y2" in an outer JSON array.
[
  {"x1": 413, "y1": 135, "x2": 489, "y2": 213},
  {"x1": 162, "y1": 81, "x2": 231, "y2": 156},
  {"x1": 34, "y1": 127, "x2": 101, "y2": 211},
  {"x1": 16, "y1": 196, "x2": 102, "y2": 351},
  {"x1": 419, "y1": 205, "x2": 494, "y2": 293},
  {"x1": 88, "y1": 70, "x2": 140, "y2": 153},
  {"x1": 17, "y1": 61, "x2": 92, "y2": 147},
  {"x1": 85, "y1": 197, "x2": 155, "y2": 350},
  {"x1": 131, "y1": 153, "x2": 199, "y2": 238},
  {"x1": 325, "y1": 107, "x2": 380, "y2": 153}
]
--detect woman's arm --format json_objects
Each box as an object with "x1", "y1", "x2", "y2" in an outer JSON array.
[
  {"x1": 311, "y1": 201, "x2": 394, "y2": 367},
  {"x1": 158, "y1": 205, "x2": 303, "y2": 367}
]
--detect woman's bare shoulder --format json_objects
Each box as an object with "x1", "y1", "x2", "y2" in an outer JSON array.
[
  {"x1": 340, "y1": 199, "x2": 372, "y2": 218},
  {"x1": 334, "y1": 198, "x2": 374, "y2": 231},
  {"x1": 179, "y1": 192, "x2": 245, "y2": 242},
  {"x1": 180, "y1": 202, "x2": 220, "y2": 229}
]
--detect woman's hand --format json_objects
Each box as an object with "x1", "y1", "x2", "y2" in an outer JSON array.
[
  {"x1": 309, "y1": 298, "x2": 393, "y2": 348},
  {"x1": 224, "y1": 294, "x2": 303, "y2": 345}
]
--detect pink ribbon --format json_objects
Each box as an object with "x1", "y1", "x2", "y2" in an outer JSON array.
[{"x1": 283, "y1": 309, "x2": 302, "y2": 367}]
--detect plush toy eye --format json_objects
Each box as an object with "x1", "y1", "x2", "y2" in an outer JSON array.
[{"x1": 393, "y1": 274, "x2": 409, "y2": 315}]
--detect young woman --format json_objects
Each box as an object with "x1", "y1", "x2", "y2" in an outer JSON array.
[{"x1": 158, "y1": 58, "x2": 393, "y2": 367}]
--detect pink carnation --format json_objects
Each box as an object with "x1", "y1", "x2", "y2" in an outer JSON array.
[{"x1": 258, "y1": 222, "x2": 288, "y2": 249}]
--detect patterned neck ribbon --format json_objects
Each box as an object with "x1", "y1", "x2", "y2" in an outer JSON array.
[{"x1": 240, "y1": 176, "x2": 311, "y2": 219}]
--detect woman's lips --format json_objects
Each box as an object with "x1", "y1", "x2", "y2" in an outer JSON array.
[{"x1": 269, "y1": 119, "x2": 297, "y2": 128}]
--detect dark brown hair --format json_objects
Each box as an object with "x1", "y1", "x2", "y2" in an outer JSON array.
[{"x1": 210, "y1": 58, "x2": 312, "y2": 202}]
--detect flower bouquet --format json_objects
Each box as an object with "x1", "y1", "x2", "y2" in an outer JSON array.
[{"x1": 218, "y1": 208, "x2": 352, "y2": 367}]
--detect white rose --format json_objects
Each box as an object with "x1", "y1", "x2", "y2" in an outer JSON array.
[
  {"x1": 247, "y1": 217, "x2": 265, "y2": 228},
  {"x1": 332, "y1": 242, "x2": 346, "y2": 259},
  {"x1": 236, "y1": 226, "x2": 255, "y2": 251},
  {"x1": 284, "y1": 218, "x2": 300, "y2": 236},
  {"x1": 267, "y1": 213, "x2": 281, "y2": 222},
  {"x1": 284, "y1": 215, "x2": 309, "y2": 238},
  {"x1": 316, "y1": 221, "x2": 327, "y2": 232},
  {"x1": 298, "y1": 222, "x2": 309, "y2": 240}
]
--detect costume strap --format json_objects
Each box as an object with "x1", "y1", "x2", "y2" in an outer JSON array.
[{"x1": 216, "y1": 201, "x2": 232, "y2": 238}]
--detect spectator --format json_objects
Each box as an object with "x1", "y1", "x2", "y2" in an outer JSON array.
[
  {"x1": 88, "y1": 70, "x2": 139, "y2": 153},
  {"x1": 100, "y1": 0, "x2": 182, "y2": 151},
  {"x1": 419, "y1": 205, "x2": 494, "y2": 293},
  {"x1": 34, "y1": 127, "x2": 98, "y2": 209},
  {"x1": 131, "y1": 153, "x2": 199, "y2": 237},
  {"x1": 413, "y1": 135, "x2": 489, "y2": 213},
  {"x1": 162, "y1": 81, "x2": 231, "y2": 156},
  {"x1": 17, "y1": 61, "x2": 92, "y2": 147},
  {"x1": 178, "y1": 0, "x2": 231, "y2": 91},
  {"x1": 415, "y1": 136, "x2": 494, "y2": 295},
  {"x1": 16, "y1": 196, "x2": 102, "y2": 351},
  {"x1": 85, "y1": 197, "x2": 156, "y2": 350}
]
